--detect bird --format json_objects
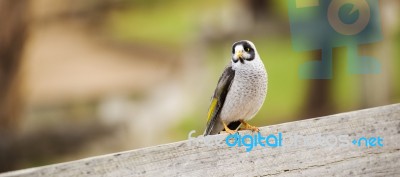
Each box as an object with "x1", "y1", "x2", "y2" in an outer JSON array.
[{"x1": 204, "y1": 40, "x2": 268, "y2": 136}]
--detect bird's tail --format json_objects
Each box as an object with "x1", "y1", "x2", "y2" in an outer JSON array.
[
  {"x1": 203, "y1": 120, "x2": 241, "y2": 136},
  {"x1": 204, "y1": 119, "x2": 223, "y2": 136}
]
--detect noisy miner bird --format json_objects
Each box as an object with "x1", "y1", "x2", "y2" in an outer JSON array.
[{"x1": 204, "y1": 40, "x2": 267, "y2": 136}]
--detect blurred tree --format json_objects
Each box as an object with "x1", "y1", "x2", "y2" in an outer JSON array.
[
  {"x1": 246, "y1": 0, "x2": 272, "y2": 21},
  {"x1": 360, "y1": 0, "x2": 399, "y2": 107},
  {"x1": 0, "y1": 0, "x2": 29, "y2": 172},
  {"x1": 301, "y1": 51, "x2": 334, "y2": 119}
]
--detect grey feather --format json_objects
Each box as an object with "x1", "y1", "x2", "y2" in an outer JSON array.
[{"x1": 204, "y1": 64, "x2": 235, "y2": 136}]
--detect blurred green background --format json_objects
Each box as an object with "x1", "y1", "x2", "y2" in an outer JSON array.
[{"x1": 0, "y1": 0, "x2": 399, "y2": 172}]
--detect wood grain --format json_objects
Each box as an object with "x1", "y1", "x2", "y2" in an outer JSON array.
[{"x1": 1, "y1": 104, "x2": 399, "y2": 177}]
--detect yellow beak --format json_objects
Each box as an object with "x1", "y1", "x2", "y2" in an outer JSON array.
[{"x1": 236, "y1": 50, "x2": 244, "y2": 59}]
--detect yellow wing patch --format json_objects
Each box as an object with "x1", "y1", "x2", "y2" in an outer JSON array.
[{"x1": 207, "y1": 98, "x2": 218, "y2": 123}]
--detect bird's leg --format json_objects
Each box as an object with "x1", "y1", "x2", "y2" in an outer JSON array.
[
  {"x1": 222, "y1": 121, "x2": 237, "y2": 134},
  {"x1": 239, "y1": 120, "x2": 259, "y2": 132}
]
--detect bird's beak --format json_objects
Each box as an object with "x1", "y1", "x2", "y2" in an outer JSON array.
[{"x1": 236, "y1": 50, "x2": 244, "y2": 59}]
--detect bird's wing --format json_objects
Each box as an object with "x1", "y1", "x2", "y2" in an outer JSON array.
[{"x1": 204, "y1": 64, "x2": 235, "y2": 135}]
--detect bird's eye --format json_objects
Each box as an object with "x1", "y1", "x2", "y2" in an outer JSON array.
[{"x1": 245, "y1": 48, "x2": 250, "y2": 52}]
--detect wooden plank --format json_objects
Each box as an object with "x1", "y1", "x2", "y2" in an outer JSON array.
[{"x1": 1, "y1": 104, "x2": 400, "y2": 177}]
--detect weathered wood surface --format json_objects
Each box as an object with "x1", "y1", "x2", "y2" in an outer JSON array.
[{"x1": 1, "y1": 104, "x2": 400, "y2": 177}]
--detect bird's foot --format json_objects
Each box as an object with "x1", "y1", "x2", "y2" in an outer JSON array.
[
  {"x1": 222, "y1": 121, "x2": 237, "y2": 134},
  {"x1": 240, "y1": 120, "x2": 259, "y2": 132},
  {"x1": 224, "y1": 128, "x2": 237, "y2": 134}
]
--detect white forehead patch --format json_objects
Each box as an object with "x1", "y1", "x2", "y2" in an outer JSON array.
[{"x1": 234, "y1": 45, "x2": 244, "y2": 52}]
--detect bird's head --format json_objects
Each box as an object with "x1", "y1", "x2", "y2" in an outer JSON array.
[{"x1": 231, "y1": 40, "x2": 259, "y2": 65}]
